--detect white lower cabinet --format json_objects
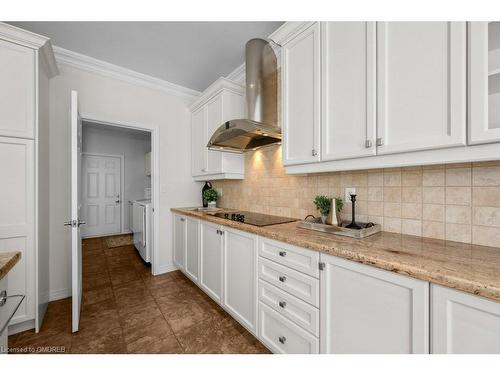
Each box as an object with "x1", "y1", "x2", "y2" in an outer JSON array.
[
  {"x1": 319, "y1": 253, "x2": 429, "y2": 354},
  {"x1": 172, "y1": 214, "x2": 186, "y2": 271},
  {"x1": 185, "y1": 217, "x2": 200, "y2": 283},
  {"x1": 431, "y1": 284, "x2": 500, "y2": 354},
  {"x1": 222, "y1": 227, "x2": 258, "y2": 334},
  {"x1": 200, "y1": 221, "x2": 223, "y2": 303},
  {"x1": 259, "y1": 302, "x2": 319, "y2": 354}
]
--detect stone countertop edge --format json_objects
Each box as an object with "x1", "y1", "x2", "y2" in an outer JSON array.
[
  {"x1": 0, "y1": 251, "x2": 21, "y2": 281},
  {"x1": 171, "y1": 207, "x2": 500, "y2": 303}
]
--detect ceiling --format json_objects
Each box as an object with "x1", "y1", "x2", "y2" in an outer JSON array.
[{"x1": 8, "y1": 22, "x2": 283, "y2": 92}]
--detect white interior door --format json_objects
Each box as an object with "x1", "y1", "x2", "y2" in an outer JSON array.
[
  {"x1": 69, "y1": 90, "x2": 83, "y2": 333},
  {"x1": 81, "y1": 154, "x2": 121, "y2": 237}
]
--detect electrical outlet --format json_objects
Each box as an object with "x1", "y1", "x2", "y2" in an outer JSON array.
[
  {"x1": 345, "y1": 187, "x2": 356, "y2": 202},
  {"x1": 216, "y1": 188, "x2": 223, "y2": 197}
]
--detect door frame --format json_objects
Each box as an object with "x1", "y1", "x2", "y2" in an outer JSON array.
[
  {"x1": 81, "y1": 152, "x2": 125, "y2": 237},
  {"x1": 79, "y1": 112, "x2": 160, "y2": 275}
]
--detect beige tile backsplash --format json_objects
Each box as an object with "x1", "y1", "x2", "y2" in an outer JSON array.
[{"x1": 211, "y1": 145, "x2": 500, "y2": 248}]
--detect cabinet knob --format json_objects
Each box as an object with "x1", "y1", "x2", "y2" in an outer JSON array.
[
  {"x1": 365, "y1": 139, "x2": 373, "y2": 148},
  {"x1": 311, "y1": 149, "x2": 318, "y2": 157},
  {"x1": 278, "y1": 336, "x2": 286, "y2": 344},
  {"x1": 278, "y1": 301, "x2": 287, "y2": 308},
  {"x1": 278, "y1": 275, "x2": 287, "y2": 283},
  {"x1": 376, "y1": 138, "x2": 384, "y2": 147},
  {"x1": 279, "y1": 251, "x2": 286, "y2": 257}
]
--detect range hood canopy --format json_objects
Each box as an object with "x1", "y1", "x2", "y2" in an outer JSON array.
[{"x1": 207, "y1": 38, "x2": 281, "y2": 152}]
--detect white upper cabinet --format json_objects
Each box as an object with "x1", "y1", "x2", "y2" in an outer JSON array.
[
  {"x1": 431, "y1": 284, "x2": 500, "y2": 354},
  {"x1": 190, "y1": 78, "x2": 245, "y2": 181},
  {"x1": 321, "y1": 22, "x2": 376, "y2": 161},
  {"x1": 320, "y1": 254, "x2": 429, "y2": 354},
  {"x1": 282, "y1": 22, "x2": 321, "y2": 166},
  {"x1": 0, "y1": 39, "x2": 35, "y2": 139},
  {"x1": 469, "y1": 22, "x2": 500, "y2": 144},
  {"x1": 376, "y1": 22, "x2": 467, "y2": 155}
]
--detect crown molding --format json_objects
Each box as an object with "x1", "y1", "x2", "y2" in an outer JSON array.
[
  {"x1": 53, "y1": 46, "x2": 201, "y2": 101},
  {"x1": 0, "y1": 22, "x2": 59, "y2": 78},
  {"x1": 226, "y1": 63, "x2": 246, "y2": 84},
  {"x1": 268, "y1": 21, "x2": 315, "y2": 45},
  {"x1": 190, "y1": 77, "x2": 245, "y2": 111}
]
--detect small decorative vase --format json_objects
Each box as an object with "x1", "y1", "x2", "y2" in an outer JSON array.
[
  {"x1": 321, "y1": 214, "x2": 328, "y2": 224},
  {"x1": 208, "y1": 201, "x2": 217, "y2": 209}
]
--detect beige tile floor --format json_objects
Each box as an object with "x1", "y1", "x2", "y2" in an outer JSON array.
[{"x1": 8, "y1": 235, "x2": 270, "y2": 354}]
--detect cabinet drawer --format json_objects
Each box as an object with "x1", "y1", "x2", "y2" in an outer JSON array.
[
  {"x1": 259, "y1": 279, "x2": 319, "y2": 336},
  {"x1": 259, "y1": 302, "x2": 319, "y2": 354},
  {"x1": 258, "y1": 257, "x2": 319, "y2": 307},
  {"x1": 259, "y1": 237, "x2": 319, "y2": 278}
]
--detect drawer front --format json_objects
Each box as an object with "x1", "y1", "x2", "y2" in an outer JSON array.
[
  {"x1": 258, "y1": 257, "x2": 319, "y2": 307},
  {"x1": 259, "y1": 302, "x2": 319, "y2": 354},
  {"x1": 259, "y1": 279, "x2": 319, "y2": 336},
  {"x1": 259, "y1": 237, "x2": 319, "y2": 278}
]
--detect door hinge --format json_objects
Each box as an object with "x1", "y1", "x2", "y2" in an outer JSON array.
[{"x1": 319, "y1": 262, "x2": 326, "y2": 271}]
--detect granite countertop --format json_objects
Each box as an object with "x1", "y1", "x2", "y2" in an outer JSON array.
[
  {"x1": 0, "y1": 252, "x2": 21, "y2": 281},
  {"x1": 172, "y1": 207, "x2": 500, "y2": 302}
]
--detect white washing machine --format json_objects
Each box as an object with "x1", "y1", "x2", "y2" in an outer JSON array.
[{"x1": 132, "y1": 199, "x2": 152, "y2": 263}]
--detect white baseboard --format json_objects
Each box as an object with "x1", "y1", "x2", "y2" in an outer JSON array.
[
  {"x1": 49, "y1": 288, "x2": 71, "y2": 301},
  {"x1": 154, "y1": 263, "x2": 178, "y2": 275},
  {"x1": 8, "y1": 319, "x2": 35, "y2": 336}
]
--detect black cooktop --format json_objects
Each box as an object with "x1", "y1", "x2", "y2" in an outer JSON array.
[{"x1": 213, "y1": 211, "x2": 297, "y2": 227}]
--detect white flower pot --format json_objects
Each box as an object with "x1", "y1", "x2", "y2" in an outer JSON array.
[{"x1": 208, "y1": 201, "x2": 217, "y2": 208}]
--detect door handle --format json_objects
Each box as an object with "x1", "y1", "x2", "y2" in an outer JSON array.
[
  {"x1": 64, "y1": 220, "x2": 75, "y2": 227},
  {"x1": 77, "y1": 219, "x2": 86, "y2": 227}
]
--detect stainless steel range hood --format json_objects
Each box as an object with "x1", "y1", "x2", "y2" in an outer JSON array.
[{"x1": 207, "y1": 38, "x2": 281, "y2": 152}]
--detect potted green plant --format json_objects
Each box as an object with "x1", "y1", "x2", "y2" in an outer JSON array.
[
  {"x1": 203, "y1": 188, "x2": 219, "y2": 208},
  {"x1": 314, "y1": 195, "x2": 332, "y2": 224}
]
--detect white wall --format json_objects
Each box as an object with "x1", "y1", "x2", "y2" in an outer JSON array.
[
  {"x1": 82, "y1": 123, "x2": 151, "y2": 233},
  {"x1": 49, "y1": 64, "x2": 202, "y2": 300}
]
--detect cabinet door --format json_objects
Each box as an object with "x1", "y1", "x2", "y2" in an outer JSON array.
[
  {"x1": 469, "y1": 22, "x2": 500, "y2": 144},
  {"x1": 200, "y1": 221, "x2": 223, "y2": 303},
  {"x1": 173, "y1": 215, "x2": 186, "y2": 271},
  {"x1": 431, "y1": 284, "x2": 500, "y2": 354},
  {"x1": 377, "y1": 22, "x2": 466, "y2": 155},
  {"x1": 206, "y1": 96, "x2": 224, "y2": 174},
  {"x1": 185, "y1": 217, "x2": 200, "y2": 283},
  {"x1": 321, "y1": 22, "x2": 376, "y2": 161},
  {"x1": 0, "y1": 40, "x2": 35, "y2": 139},
  {"x1": 191, "y1": 107, "x2": 207, "y2": 176},
  {"x1": 320, "y1": 253, "x2": 429, "y2": 353},
  {"x1": 223, "y1": 227, "x2": 258, "y2": 334},
  {"x1": 282, "y1": 22, "x2": 321, "y2": 166},
  {"x1": 0, "y1": 137, "x2": 35, "y2": 324}
]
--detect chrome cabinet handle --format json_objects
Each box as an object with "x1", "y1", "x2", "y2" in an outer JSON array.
[
  {"x1": 376, "y1": 138, "x2": 384, "y2": 146},
  {"x1": 365, "y1": 139, "x2": 373, "y2": 148},
  {"x1": 63, "y1": 220, "x2": 74, "y2": 227},
  {"x1": 278, "y1": 276, "x2": 286, "y2": 283},
  {"x1": 279, "y1": 251, "x2": 286, "y2": 257},
  {"x1": 180, "y1": 218, "x2": 186, "y2": 222},
  {"x1": 279, "y1": 301, "x2": 287, "y2": 308},
  {"x1": 78, "y1": 219, "x2": 86, "y2": 227},
  {"x1": 115, "y1": 200, "x2": 121, "y2": 203},
  {"x1": 278, "y1": 336, "x2": 286, "y2": 344},
  {"x1": 311, "y1": 149, "x2": 318, "y2": 157}
]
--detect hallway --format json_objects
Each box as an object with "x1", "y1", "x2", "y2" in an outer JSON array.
[{"x1": 8, "y1": 236, "x2": 269, "y2": 354}]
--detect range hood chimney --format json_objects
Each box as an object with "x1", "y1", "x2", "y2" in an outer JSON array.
[{"x1": 207, "y1": 38, "x2": 281, "y2": 152}]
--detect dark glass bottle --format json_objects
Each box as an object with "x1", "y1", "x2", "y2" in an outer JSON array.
[{"x1": 202, "y1": 181, "x2": 212, "y2": 208}]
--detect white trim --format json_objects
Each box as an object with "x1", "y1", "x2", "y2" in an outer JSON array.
[
  {"x1": 0, "y1": 22, "x2": 58, "y2": 78},
  {"x1": 226, "y1": 64, "x2": 246, "y2": 84},
  {"x1": 79, "y1": 112, "x2": 161, "y2": 276},
  {"x1": 269, "y1": 22, "x2": 316, "y2": 45},
  {"x1": 81, "y1": 152, "x2": 125, "y2": 236},
  {"x1": 156, "y1": 263, "x2": 178, "y2": 275},
  {"x1": 49, "y1": 288, "x2": 71, "y2": 301},
  {"x1": 285, "y1": 142, "x2": 500, "y2": 174},
  {"x1": 190, "y1": 77, "x2": 245, "y2": 111},
  {"x1": 193, "y1": 172, "x2": 244, "y2": 181},
  {"x1": 54, "y1": 46, "x2": 200, "y2": 101},
  {"x1": 8, "y1": 320, "x2": 36, "y2": 336}
]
